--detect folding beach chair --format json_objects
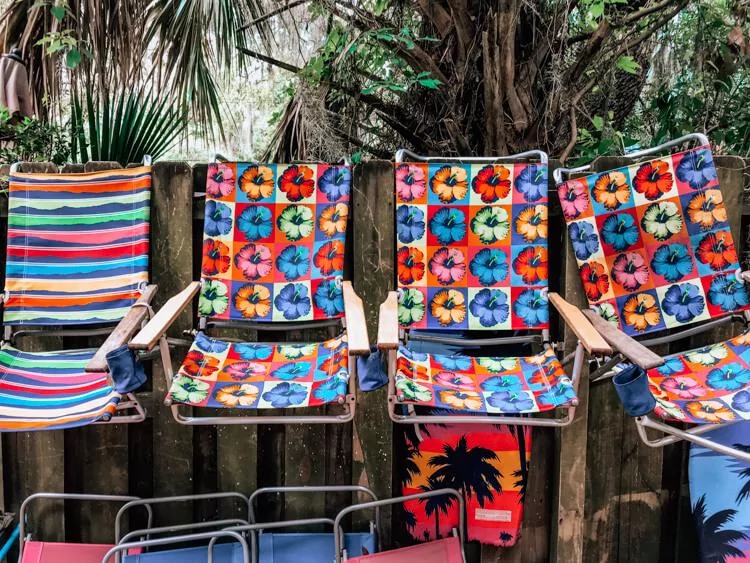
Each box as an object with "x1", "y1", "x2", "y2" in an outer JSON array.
[
  {"x1": 129, "y1": 161, "x2": 369, "y2": 424},
  {"x1": 555, "y1": 133, "x2": 750, "y2": 460},
  {"x1": 0, "y1": 163, "x2": 154, "y2": 431}
]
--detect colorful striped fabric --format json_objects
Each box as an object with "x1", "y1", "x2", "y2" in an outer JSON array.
[
  {"x1": 5, "y1": 166, "x2": 151, "y2": 325},
  {"x1": 0, "y1": 345, "x2": 120, "y2": 431}
]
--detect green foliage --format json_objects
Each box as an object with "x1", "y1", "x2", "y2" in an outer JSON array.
[{"x1": 0, "y1": 109, "x2": 69, "y2": 165}]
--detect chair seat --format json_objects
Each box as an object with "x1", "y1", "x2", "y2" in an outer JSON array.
[
  {"x1": 346, "y1": 536, "x2": 463, "y2": 562},
  {"x1": 22, "y1": 541, "x2": 141, "y2": 563},
  {"x1": 647, "y1": 331, "x2": 750, "y2": 424},
  {"x1": 394, "y1": 346, "x2": 577, "y2": 413},
  {"x1": 122, "y1": 543, "x2": 242, "y2": 563},
  {"x1": 259, "y1": 531, "x2": 376, "y2": 563},
  {"x1": 0, "y1": 345, "x2": 120, "y2": 431},
  {"x1": 168, "y1": 332, "x2": 350, "y2": 409}
]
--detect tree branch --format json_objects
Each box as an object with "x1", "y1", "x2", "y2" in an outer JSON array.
[
  {"x1": 237, "y1": 46, "x2": 302, "y2": 73},
  {"x1": 417, "y1": 0, "x2": 453, "y2": 38},
  {"x1": 237, "y1": 1, "x2": 310, "y2": 32}
]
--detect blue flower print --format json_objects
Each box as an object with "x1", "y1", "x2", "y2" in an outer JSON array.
[
  {"x1": 313, "y1": 375, "x2": 348, "y2": 403},
  {"x1": 205, "y1": 200, "x2": 233, "y2": 236},
  {"x1": 276, "y1": 245, "x2": 310, "y2": 281},
  {"x1": 487, "y1": 391, "x2": 535, "y2": 413},
  {"x1": 262, "y1": 382, "x2": 308, "y2": 407},
  {"x1": 274, "y1": 283, "x2": 312, "y2": 320},
  {"x1": 272, "y1": 362, "x2": 312, "y2": 380},
  {"x1": 314, "y1": 279, "x2": 344, "y2": 317},
  {"x1": 676, "y1": 149, "x2": 717, "y2": 189},
  {"x1": 481, "y1": 375, "x2": 523, "y2": 393},
  {"x1": 600, "y1": 213, "x2": 639, "y2": 252},
  {"x1": 661, "y1": 283, "x2": 705, "y2": 323},
  {"x1": 515, "y1": 164, "x2": 547, "y2": 202},
  {"x1": 732, "y1": 390, "x2": 750, "y2": 412},
  {"x1": 396, "y1": 205, "x2": 426, "y2": 244},
  {"x1": 469, "y1": 248, "x2": 508, "y2": 286},
  {"x1": 568, "y1": 221, "x2": 599, "y2": 260},
  {"x1": 237, "y1": 205, "x2": 273, "y2": 241},
  {"x1": 234, "y1": 343, "x2": 273, "y2": 361},
  {"x1": 400, "y1": 346, "x2": 428, "y2": 362},
  {"x1": 708, "y1": 275, "x2": 750, "y2": 312},
  {"x1": 706, "y1": 362, "x2": 750, "y2": 391},
  {"x1": 538, "y1": 381, "x2": 576, "y2": 407},
  {"x1": 651, "y1": 244, "x2": 693, "y2": 282},
  {"x1": 432, "y1": 354, "x2": 472, "y2": 372},
  {"x1": 318, "y1": 167, "x2": 351, "y2": 202},
  {"x1": 469, "y1": 288, "x2": 509, "y2": 327},
  {"x1": 194, "y1": 331, "x2": 229, "y2": 353},
  {"x1": 514, "y1": 289, "x2": 549, "y2": 327},
  {"x1": 429, "y1": 207, "x2": 467, "y2": 245},
  {"x1": 655, "y1": 357, "x2": 685, "y2": 377}
]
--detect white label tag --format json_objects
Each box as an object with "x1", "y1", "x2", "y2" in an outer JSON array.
[{"x1": 475, "y1": 508, "x2": 512, "y2": 522}]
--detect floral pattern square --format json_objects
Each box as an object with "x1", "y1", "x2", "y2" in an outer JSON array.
[
  {"x1": 394, "y1": 346, "x2": 577, "y2": 413},
  {"x1": 395, "y1": 162, "x2": 549, "y2": 331},
  {"x1": 200, "y1": 162, "x2": 351, "y2": 322},
  {"x1": 558, "y1": 146, "x2": 750, "y2": 336},
  {"x1": 167, "y1": 331, "x2": 350, "y2": 409}
]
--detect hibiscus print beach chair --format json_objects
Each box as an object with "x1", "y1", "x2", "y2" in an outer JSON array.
[
  {"x1": 130, "y1": 161, "x2": 369, "y2": 424},
  {"x1": 555, "y1": 133, "x2": 750, "y2": 460}
]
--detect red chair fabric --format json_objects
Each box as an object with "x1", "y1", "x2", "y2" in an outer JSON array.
[{"x1": 346, "y1": 536, "x2": 463, "y2": 562}]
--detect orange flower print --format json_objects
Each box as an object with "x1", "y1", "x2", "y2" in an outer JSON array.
[
  {"x1": 431, "y1": 165, "x2": 468, "y2": 203},
  {"x1": 471, "y1": 165, "x2": 511, "y2": 203},
  {"x1": 439, "y1": 390, "x2": 483, "y2": 410},
  {"x1": 686, "y1": 189, "x2": 727, "y2": 231},
  {"x1": 314, "y1": 240, "x2": 345, "y2": 275},
  {"x1": 318, "y1": 203, "x2": 349, "y2": 237},
  {"x1": 234, "y1": 284, "x2": 272, "y2": 319},
  {"x1": 580, "y1": 262, "x2": 610, "y2": 302},
  {"x1": 430, "y1": 289, "x2": 466, "y2": 326},
  {"x1": 696, "y1": 231, "x2": 737, "y2": 271},
  {"x1": 239, "y1": 165, "x2": 274, "y2": 200},
  {"x1": 593, "y1": 171, "x2": 630, "y2": 211},
  {"x1": 279, "y1": 165, "x2": 315, "y2": 201},
  {"x1": 515, "y1": 205, "x2": 548, "y2": 242},
  {"x1": 633, "y1": 160, "x2": 673, "y2": 200},
  {"x1": 319, "y1": 352, "x2": 348, "y2": 374},
  {"x1": 397, "y1": 247, "x2": 425, "y2": 285},
  {"x1": 686, "y1": 400, "x2": 735, "y2": 423},
  {"x1": 215, "y1": 383, "x2": 259, "y2": 407},
  {"x1": 622, "y1": 293, "x2": 661, "y2": 332},
  {"x1": 202, "y1": 239, "x2": 230, "y2": 276},
  {"x1": 512, "y1": 246, "x2": 548, "y2": 284},
  {"x1": 181, "y1": 350, "x2": 219, "y2": 378}
]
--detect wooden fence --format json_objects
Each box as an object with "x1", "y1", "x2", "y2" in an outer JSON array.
[{"x1": 0, "y1": 156, "x2": 748, "y2": 562}]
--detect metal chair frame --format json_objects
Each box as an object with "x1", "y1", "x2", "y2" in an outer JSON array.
[{"x1": 102, "y1": 530, "x2": 250, "y2": 563}]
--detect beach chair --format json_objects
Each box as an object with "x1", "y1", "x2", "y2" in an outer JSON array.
[
  {"x1": 0, "y1": 163, "x2": 154, "y2": 431},
  {"x1": 555, "y1": 133, "x2": 750, "y2": 460},
  {"x1": 129, "y1": 161, "x2": 369, "y2": 424}
]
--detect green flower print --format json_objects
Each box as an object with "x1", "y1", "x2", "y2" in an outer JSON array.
[
  {"x1": 685, "y1": 344, "x2": 729, "y2": 367},
  {"x1": 471, "y1": 206, "x2": 510, "y2": 244},
  {"x1": 170, "y1": 376, "x2": 210, "y2": 403},
  {"x1": 277, "y1": 205, "x2": 314, "y2": 241},
  {"x1": 199, "y1": 280, "x2": 229, "y2": 316},
  {"x1": 398, "y1": 289, "x2": 425, "y2": 325},
  {"x1": 477, "y1": 357, "x2": 518, "y2": 373},
  {"x1": 595, "y1": 302, "x2": 619, "y2": 326},
  {"x1": 279, "y1": 343, "x2": 317, "y2": 359},
  {"x1": 641, "y1": 201, "x2": 683, "y2": 241},
  {"x1": 396, "y1": 377, "x2": 433, "y2": 402}
]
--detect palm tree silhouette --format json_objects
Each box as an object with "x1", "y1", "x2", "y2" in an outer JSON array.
[
  {"x1": 418, "y1": 476, "x2": 456, "y2": 540},
  {"x1": 693, "y1": 495, "x2": 748, "y2": 563},
  {"x1": 403, "y1": 507, "x2": 417, "y2": 532},
  {"x1": 507, "y1": 425, "x2": 529, "y2": 501}
]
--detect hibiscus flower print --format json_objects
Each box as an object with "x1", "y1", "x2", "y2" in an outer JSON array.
[
  {"x1": 513, "y1": 246, "x2": 548, "y2": 284},
  {"x1": 234, "y1": 283, "x2": 272, "y2": 319},
  {"x1": 318, "y1": 352, "x2": 347, "y2": 374},
  {"x1": 396, "y1": 377, "x2": 432, "y2": 402},
  {"x1": 706, "y1": 362, "x2": 750, "y2": 391},
  {"x1": 262, "y1": 382, "x2": 309, "y2": 408},
  {"x1": 314, "y1": 279, "x2": 344, "y2": 317},
  {"x1": 274, "y1": 283, "x2": 312, "y2": 320},
  {"x1": 685, "y1": 344, "x2": 728, "y2": 366},
  {"x1": 279, "y1": 344, "x2": 316, "y2": 359},
  {"x1": 487, "y1": 391, "x2": 535, "y2": 413},
  {"x1": 515, "y1": 164, "x2": 547, "y2": 202},
  {"x1": 275, "y1": 245, "x2": 310, "y2": 281},
  {"x1": 469, "y1": 248, "x2": 508, "y2": 286},
  {"x1": 396, "y1": 205, "x2": 426, "y2": 244},
  {"x1": 580, "y1": 262, "x2": 610, "y2": 302},
  {"x1": 430, "y1": 289, "x2": 466, "y2": 326},
  {"x1": 433, "y1": 371, "x2": 475, "y2": 390},
  {"x1": 314, "y1": 240, "x2": 345, "y2": 276},
  {"x1": 568, "y1": 221, "x2": 600, "y2": 260},
  {"x1": 205, "y1": 200, "x2": 233, "y2": 236},
  {"x1": 237, "y1": 206, "x2": 273, "y2": 241},
  {"x1": 611, "y1": 252, "x2": 649, "y2": 291},
  {"x1": 272, "y1": 362, "x2": 313, "y2": 380},
  {"x1": 655, "y1": 357, "x2": 685, "y2": 377},
  {"x1": 592, "y1": 171, "x2": 630, "y2": 211},
  {"x1": 199, "y1": 280, "x2": 229, "y2": 316},
  {"x1": 169, "y1": 375, "x2": 210, "y2": 404},
  {"x1": 641, "y1": 201, "x2": 682, "y2": 241},
  {"x1": 471, "y1": 164, "x2": 511, "y2": 203},
  {"x1": 633, "y1": 160, "x2": 673, "y2": 200},
  {"x1": 651, "y1": 243, "x2": 693, "y2": 282},
  {"x1": 477, "y1": 357, "x2": 518, "y2": 373},
  {"x1": 481, "y1": 375, "x2": 522, "y2": 393},
  {"x1": 438, "y1": 390, "x2": 483, "y2": 410},
  {"x1": 181, "y1": 350, "x2": 220, "y2": 378},
  {"x1": 429, "y1": 207, "x2": 466, "y2": 245},
  {"x1": 686, "y1": 400, "x2": 735, "y2": 423},
  {"x1": 675, "y1": 149, "x2": 716, "y2": 189},
  {"x1": 513, "y1": 289, "x2": 548, "y2": 327},
  {"x1": 431, "y1": 165, "x2": 468, "y2": 203},
  {"x1": 515, "y1": 205, "x2": 548, "y2": 242},
  {"x1": 470, "y1": 206, "x2": 509, "y2": 244},
  {"x1": 234, "y1": 243, "x2": 273, "y2": 280},
  {"x1": 469, "y1": 288, "x2": 510, "y2": 328},
  {"x1": 559, "y1": 179, "x2": 590, "y2": 220},
  {"x1": 318, "y1": 203, "x2": 348, "y2": 238},
  {"x1": 214, "y1": 383, "x2": 259, "y2": 407},
  {"x1": 279, "y1": 165, "x2": 315, "y2": 201},
  {"x1": 318, "y1": 166, "x2": 351, "y2": 202},
  {"x1": 594, "y1": 302, "x2": 619, "y2": 326},
  {"x1": 398, "y1": 288, "x2": 425, "y2": 326},
  {"x1": 397, "y1": 247, "x2": 425, "y2": 285},
  {"x1": 431, "y1": 354, "x2": 471, "y2": 371},
  {"x1": 239, "y1": 165, "x2": 274, "y2": 200},
  {"x1": 277, "y1": 205, "x2": 314, "y2": 241},
  {"x1": 538, "y1": 381, "x2": 577, "y2": 407},
  {"x1": 429, "y1": 247, "x2": 466, "y2": 285},
  {"x1": 696, "y1": 231, "x2": 737, "y2": 271},
  {"x1": 708, "y1": 274, "x2": 750, "y2": 312},
  {"x1": 223, "y1": 361, "x2": 267, "y2": 381},
  {"x1": 395, "y1": 164, "x2": 426, "y2": 202},
  {"x1": 660, "y1": 376, "x2": 706, "y2": 399},
  {"x1": 622, "y1": 293, "x2": 660, "y2": 332},
  {"x1": 234, "y1": 343, "x2": 273, "y2": 361},
  {"x1": 313, "y1": 375, "x2": 348, "y2": 403},
  {"x1": 206, "y1": 163, "x2": 235, "y2": 198},
  {"x1": 601, "y1": 213, "x2": 639, "y2": 251},
  {"x1": 202, "y1": 239, "x2": 230, "y2": 276},
  {"x1": 194, "y1": 332, "x2": 229, "y2": 354},
  {"x1": 661, "y1": 283, "x2": 705, "y2": 323},
  {"x1": 732, "y1": 390, "x2": 750, "y2": 413},
  {"x1": 686, "y1": 190, "x2": 726, "y2": 231}
]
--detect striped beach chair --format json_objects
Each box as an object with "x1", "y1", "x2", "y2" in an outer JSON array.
[{"x1": 0, "y1": 163, "x2": 154, "y2": 431}]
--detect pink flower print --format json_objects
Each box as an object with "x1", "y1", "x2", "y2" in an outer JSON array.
[
  {"x1": 660, "y1": 376, "x2": 707, "y2": 399},
  {"x1": 429, "y1": 247, "x2": 466, "y2": 285},
  {"x1": 234, "y1": 243, "x2": 272, "y2": 280},
  {"x1": 207, "y1": 163, "x2": 235, "y2": 198},
  {"x1": 396, "y1": 164, "x2": 426, "y2": 202},
  {"x1": 611, "y1": 252, "x2": 649, "y2": 291},
  {"x1": 223, "y1": 361, "x2": 268, "y2": 381},
  {"x1": 559, "y1": 179, "x2": 590, "y2": 220},
  {"x1": 433, "y1": 371, "x2": 475, "y2": 390}
]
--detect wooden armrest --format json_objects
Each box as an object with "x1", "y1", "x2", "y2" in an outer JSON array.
[
  {"x1": 343, "y1": 281, "x2": 370, "y2": 356},
  {"x1": 548, "y1": 292, "x2": 612, "y2": 356},
  {"x1": 740, "y1": 270, "x2": 750, "y2": 283},
  {"x1": 85, "y1": 285, "x2": 158, "y2": 372},
  {"x1": 581, "y1": 309, "x2": 664, "y2": 370},
  {"x1": 129, "y1": 282, "x2": 201, "y2": 351},
  {"x1": 377, "y1": 291, "x2": 399, "y2": 350}
]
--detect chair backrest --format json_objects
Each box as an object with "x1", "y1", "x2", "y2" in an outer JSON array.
[
  {"x1": 199, "y1": 162, "x2": 351, "y2": 323},
  {"x1": 394, "y1": 159, "x2": 549, "y2": 331},
  {"x1": 345, "y1": 536, "x2": 463, "y2": 562},
  {"x1": 5, "y1": 166, "x2": 151, "y2": 326},
  {"x1": 557, "y1": 142, "x2": 750, "y2": 336}
]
